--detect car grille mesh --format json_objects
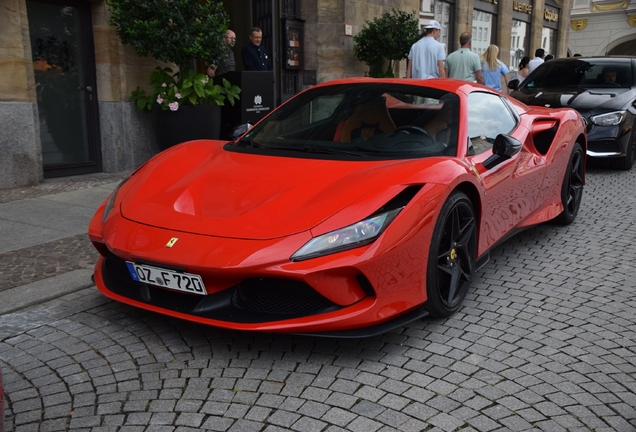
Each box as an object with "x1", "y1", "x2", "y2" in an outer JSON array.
[
  {"x1": 102, "y1": 253, "x2": 339, "y2": 319},
  {"x1": 588, "y1": 139, "x2": 621, "y2": 154},
  {"x1": 105, "y1": 252, "x2": 133, "y2": 282},
  {"x1": 232, "y1": 278, "x2": 337, "y2": 315}
]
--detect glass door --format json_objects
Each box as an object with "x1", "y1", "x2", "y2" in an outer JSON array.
[{"x1": 26, "y1": 0, "x2": 101, "y2": 178}]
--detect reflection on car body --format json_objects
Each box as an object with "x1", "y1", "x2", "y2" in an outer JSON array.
[{"x1": 508, "y1": 56, "x2": 636, "y2": 170}]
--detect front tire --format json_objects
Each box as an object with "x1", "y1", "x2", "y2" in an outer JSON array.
[
  {"x1": 425, "y1": 191, "x2": 477, "y2": 317},
  {"x1": 554, "y1": 142, "x2": 584, "y2": 225}
]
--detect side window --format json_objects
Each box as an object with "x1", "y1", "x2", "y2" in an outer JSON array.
[
  {"x1": 260, "y1": 94, "x2": 345, "y2": 139},
  {"x1": 286, "y1": 95, "x2": 345, "y2": 127},
  {"x1": 467, "y1": 92, "x2": 517, "y2": 154}
]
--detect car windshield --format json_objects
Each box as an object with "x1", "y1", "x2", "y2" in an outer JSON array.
[
  {"x1": 231, "y1": 83, "x2": 460, "y2": 160},
  {"x1": 522, "y1": 59, "x2": 634, "y2": 90}
]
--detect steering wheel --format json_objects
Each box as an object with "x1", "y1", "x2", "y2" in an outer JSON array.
[
  {"x1": 603, "y1": 82, "x2": 621, "y2": 87},
  {"x1": 393, "y1": 125, "x2": 435, "y2": 141}
]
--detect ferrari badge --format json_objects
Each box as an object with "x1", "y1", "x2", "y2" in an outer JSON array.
[{"x1": 166, "y1": 237, "x2": 179, "y2": 248}]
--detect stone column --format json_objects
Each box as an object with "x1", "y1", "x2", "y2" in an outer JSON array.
[
  {"x1": 92, "y1": 1, "x2": 160, "y2": 173},
  {"x1": 555, "y1": 0, "x2": 572, "y2": 58},
  {"x1": 497, "y1": 0, "x2": 514, "y2": 65},
  {"x1": 0, "y1": 0, "x2": 42, "y2": 189},
  {"x1": 530, "y1": 0, "x2": 545, "y2": 53},
  {"x1": 455, "y1": 0, "x2": 475, "y2": 51}
]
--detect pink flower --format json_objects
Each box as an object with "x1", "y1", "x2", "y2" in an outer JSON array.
[
  {"x1": 156, "y1": 96, "x2": 164, "y2": 104},
  {"x1": 175, "y1": 93, "x2": 182, "y2": 99},
  {"x1": 162, "y1": 83, "x2": 167, "y2": 87},
  {"x1": 169, "y1": 102, "x2": 179, "y2": 111}
]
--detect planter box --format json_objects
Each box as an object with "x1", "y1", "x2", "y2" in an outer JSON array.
[{"x1": 151, "y1": 104, "x2": 222, "y2": 150}]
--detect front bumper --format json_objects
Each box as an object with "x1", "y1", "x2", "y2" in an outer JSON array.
[
  {"x1": 91, "y1": 212, "x2": 430, "y2": 336},
  {"x1": 586, "y1": 119, "x2": 633, "y2": 158},
  {"x1": 94, "y1": 253, "x2": 429, "y2": 337}
]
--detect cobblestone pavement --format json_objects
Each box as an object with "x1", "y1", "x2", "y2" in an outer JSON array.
[
  {"x1": 0, "y1": 235, "x2": 98, "y2": 293},
  {"x1": 1, "y1": 166, "x2": 635, "y2": 432}
]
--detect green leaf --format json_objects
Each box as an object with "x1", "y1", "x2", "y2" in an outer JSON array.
[
  {"x1": 106, "y1": 0, "x2": 229, "y2": 70},
  {"x1": 353, "y1": 9, "x2": 420, "y2": 74},
  {"x1": 193, "y1": 82, "x2": 205, "y2": 98}
]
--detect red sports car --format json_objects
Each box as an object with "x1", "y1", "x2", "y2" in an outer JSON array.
[{"x1": 89, "y1": 78, "x2": 586, "y2": 337}]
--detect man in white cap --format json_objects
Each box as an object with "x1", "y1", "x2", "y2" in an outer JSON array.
[{"x1": 406, "y1": 20, "x2": 446, "y2": 79}]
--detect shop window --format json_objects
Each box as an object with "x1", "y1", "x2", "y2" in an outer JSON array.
[{"x1": 510, "y1": 20, "x2": 529, "y2": 73}]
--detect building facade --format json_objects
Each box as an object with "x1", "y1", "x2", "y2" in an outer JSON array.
[
  {"x1": 1, "y1": 0, "x2": 571, "y2": 189},
  {"x1": 568, "y1": 0, "x2": 636, "y2": 56}
]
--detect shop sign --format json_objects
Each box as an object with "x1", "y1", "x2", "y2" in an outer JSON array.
[
  {"x1": 513, "y1": 1, "x2": 532, "y2": 13},
  {"x1": 544, "y1": 9, "x2": 559, "y2": 21}
]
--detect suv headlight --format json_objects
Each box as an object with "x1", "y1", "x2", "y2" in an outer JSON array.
[{"x1": 589, "y1": 111, "x2": 625, "y2": 126}]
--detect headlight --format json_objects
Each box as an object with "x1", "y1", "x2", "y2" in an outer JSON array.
[
  {"x1": 291, "y1": 208, "x2": 402, "y2": 261},
  {"x1": 102, "y1": 178, "x2": 129, "y2": 222},
  {"x1": 589, "y1": 111, "x2": 625, "y2": 126}
]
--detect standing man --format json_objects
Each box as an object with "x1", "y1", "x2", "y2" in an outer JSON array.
[
  {"x1": 241, "y1": 27, "x2": 272, "y2": 71},
  {"x1": 528, "y1": 48, "x2": 545, "y2": 73},
  {"x1": 207, "y1": 29, "x2": 236, "y2": 78},
  {"x1": 444, "y1": 32, "x2": 484, "y2": 84},
  {"x1": 406, "y1": 20, "x2": 446, "y2": 79}
]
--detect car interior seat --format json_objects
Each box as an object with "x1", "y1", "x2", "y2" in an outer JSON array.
[
  {"x1": 424, "y1": 103, "x2": 453, "y2": 142},
  {"x1": 423, "y1": 95, "x2": 457, "y2": 149},
  {"x1": 334, "y1": 98, "x2": 396, "y2": 142}
]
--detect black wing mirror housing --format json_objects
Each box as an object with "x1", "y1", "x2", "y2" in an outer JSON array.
[
  {"x1": 482, "y1": 134, "x2": 522, "y2": 170},
  {"x1": 507, "y1": 79, "x2": 519, "y2": 90},
  {"x1": 230, "y1": 122, "x2": 253, "y2": 140}
]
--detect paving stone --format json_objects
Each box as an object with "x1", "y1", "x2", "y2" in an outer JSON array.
[{"x1": 1, "y1": 169, "x2": 636, "y2": 430}]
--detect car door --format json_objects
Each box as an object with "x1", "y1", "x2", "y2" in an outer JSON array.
[{"x1": 464, "y1": 92, "x2": 548, "y2": 254}]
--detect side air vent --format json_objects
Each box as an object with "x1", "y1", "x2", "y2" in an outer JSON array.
[
  {"x1": 373, "y1": 185, "x2": 423, "y2": 216},
  {"x1": 533, "y1": 119, "x2": 559, "y2": 155}
]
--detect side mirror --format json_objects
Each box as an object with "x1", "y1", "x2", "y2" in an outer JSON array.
[
  {"x1": 482, "y1": 134, "x2": 522, "y2": 170},
  {"x1": 507, "y1": 79, "x2": 519, "y2": 90},
  {"x1": 230, "y1": 122, "x2": 253, "y2": 140}
]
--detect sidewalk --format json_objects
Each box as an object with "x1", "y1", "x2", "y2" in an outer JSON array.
[{"x1": 0, "y1": 172, "x2": 129, "y2": 315}]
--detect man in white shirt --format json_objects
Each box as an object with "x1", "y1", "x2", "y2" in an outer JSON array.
[
  {"x1": 528, "y1": 48, "x2": 545, "y2": 73},
  {"x1": 406, "y1": 20, "x2": 446, "y2": 79}
]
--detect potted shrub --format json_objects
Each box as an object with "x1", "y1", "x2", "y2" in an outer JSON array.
[
  {"x1": 353, "y1": 9, "x2": 420, "y2": 78},
  {"x1": 106, "y1": 0, "x2": 241, "y2": 149}
]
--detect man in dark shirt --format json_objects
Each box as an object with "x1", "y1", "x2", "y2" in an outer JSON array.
[
  {"x1": 241, "y1": 27, "x2": 271, "y2": 71},
  {"x1": 207, "y1": 29, "x2": 236, "y2": 78}
]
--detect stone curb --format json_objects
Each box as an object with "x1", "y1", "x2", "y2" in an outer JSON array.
[{"x1": 0, "y1": 268, "x2": 94, "y2": 316}]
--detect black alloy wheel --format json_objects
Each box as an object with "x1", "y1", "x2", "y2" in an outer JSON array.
[
  {"x1": 554, "y1": 142, "x2": 584, "y2": 225},
  {"x1": 425, "y1": 191, "x2": 477, "y2": 317}
]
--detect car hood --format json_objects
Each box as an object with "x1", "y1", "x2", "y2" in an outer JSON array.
[
  {"x1": 120, "y1": 141, "x2": 445, "y2": 240},
  {"x1": 511, "y1": 87, "x2": 635, "y2": 116}
]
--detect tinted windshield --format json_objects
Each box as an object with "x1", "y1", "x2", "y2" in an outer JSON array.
[
  {"x1": 523, "y1": 59, "x2": 634, "y2": 89},
  {"x1": 232, "y1": 83, "x2": 460, "y2": 160}
]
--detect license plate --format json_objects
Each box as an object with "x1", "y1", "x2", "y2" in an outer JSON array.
[{"x1": 125, "y1": 262, "x2": 206, "y2": 295}]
